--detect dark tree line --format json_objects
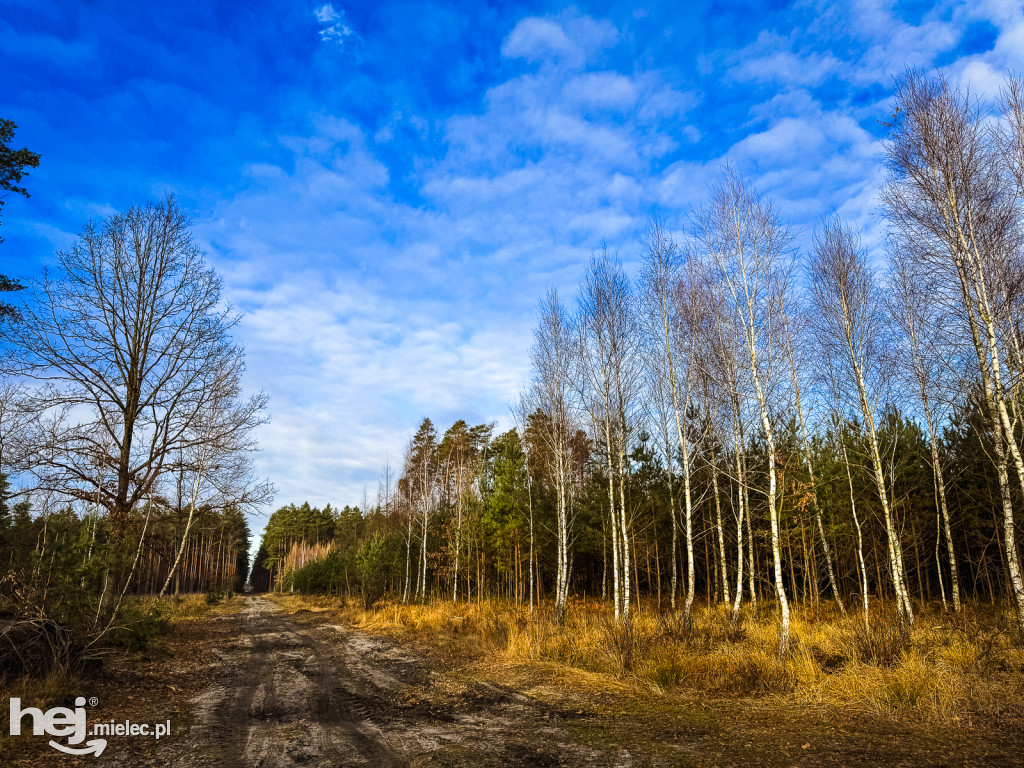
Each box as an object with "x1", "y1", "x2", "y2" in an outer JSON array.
[{"x1": 0, "y1": 491, "x2": 250, "y2": 613}]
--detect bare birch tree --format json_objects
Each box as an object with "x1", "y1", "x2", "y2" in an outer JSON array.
[
  {"x1": 636, "y1": 230, "x2": 703, "y2": 625},
  {"x1": 780, "y1": 295, "x2": 845, "y2": 614},
  {"x1": 883, "y1": 71, "x2": 1024, "y2": 629},
  {"x1": 890, "y1": 255, "x2": 961, "y2": 611},
  {"x1": 671, "y1": 257, "x2": 707, "y2": 626},
  {"x1": 638, "y1": 220, "x2": 685, "y2": 612},
  {"x1": 529, "y1": 289, "x2": 577, "y2": 622},
  {"x1": 835, "y1": 417, "x2": 870, "y2": 630},
  {"x1": 576, "y1": 251, "x2": 642, "y2": 621},
  {"x1": 696, "y1": 168, "x2": 793, "y2": 652},
  {"x1": 704, "y1": 276, "x2": 756, "y2": 617},
  {"x1": 808, "y1": 217, "x2": 914, "y2": 624}
]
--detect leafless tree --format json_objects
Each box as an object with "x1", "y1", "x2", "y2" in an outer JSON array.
[
  {"x1": 882, "y1": 71, "x2": 1024, "y2": 629},
  {"x1": 576, "y1": 250, "x2": 642, "y2": 621},
  {"x1": 513, "y1": 395, "x2": 537, "y2": 612},
  {"x1": 668, "y1": 253, "x2": 706, "y2": 626},
  {"x1": 528, "y1": 288, "x2": 578, "y2": 622},
  {"x1": 809, "y1": 216, "x2": 914, "y2": 624},
  {"x1": 702, "y1": 269, "x2": 757, "y2": 617},
  {"x1": 1000, "y1": 75, "x2": 1024, "y2": 202},
  {"x1": 835, "y1": 416, "x2": 870, "y2": 631},
  {"x1": 779, "y1": 289, "x2": 845, "y2": 614},
  {"x1": 397, "y1": 454, "x2": 416, "y2": 604},
  {"x1": 159, "y1": 358, "x2": 271, "y2": 597},
  {"x1": 695, "y1": 322, "x2": 730, "y2": 609},
  {"x1": 695, "y1": 167, "x2": 794, "y2": 652},
  {"x1": 638, "y1": 220, "x2": 685, "y2": 610},
  {"x1": 0, "y1": 382, "x2": 34, "y2": 504},
  {"x1": 2, "y1": 196, "x2": 265, "y2": 537},
  {"x1": 890, "y1": 252, "x2": 961, "y2": 611}
]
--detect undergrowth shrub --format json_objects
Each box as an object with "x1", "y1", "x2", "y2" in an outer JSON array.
[
  {"x1": 732, "y1": 653, "x2": 797, "y2": 695},
  {"x1": 851, "y1": 614, "x2": 911, "y2": 665},
  {"x1": 602, "y1": 614, "x2": 659, "y2": 675},
  {"x1": 0, "y1": 617, "x2": 98, "y2": 684},
  {"x1": 107, "y1": 603, "x2": 168, "y2": 651}
]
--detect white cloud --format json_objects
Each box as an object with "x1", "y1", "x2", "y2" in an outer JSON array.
[
  {"x1": 501, "y1": 13, "x2": 618, "y2": 69},
  {"x1": 205, "y1": 4, "x2": 1024, "y2": 518},
  {"x1": 502, "y1": 18, "x2": 578, "y2": 63},
  {"x1": 729, "y1": 31, "x2": 844, "y2": 87},
  {"x1": 314, "y1": 3, "x2": 359, "y2": 47},
  {"x1": 314, "y1": 4, "x2": 339, "y2": 24},
  {"x1": 561, "y1": 72, "x2": 638, "y2": 111},
  {"x1": 190, "y1": 26, "x2": 704, "y2": 507},
  {"x1": 947, "y1": 2, "x2": 1024, "y2": 97}
]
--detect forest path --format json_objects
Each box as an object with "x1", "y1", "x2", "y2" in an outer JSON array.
[
  {"x1": 56, "y1": 595, "x2": 1022, "y2": 768},
  {"x1": 110, "y1": 596, "x2": 637, "y2": 768}
]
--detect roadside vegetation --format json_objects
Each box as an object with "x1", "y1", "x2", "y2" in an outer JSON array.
[
  {"x1": 273, "y1": 594, "x2": 1024, "y2": 728},
  {"x1": 0, "y1": 592, "x2": 243, "y2": 762},
  {"x1": 0, "y1": 122, "x2": 267, "y2": 690}
]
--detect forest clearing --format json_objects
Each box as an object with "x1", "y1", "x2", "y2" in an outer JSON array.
[{"x1": 3, "y1": 594, "x2": 1023, "y2": 767}]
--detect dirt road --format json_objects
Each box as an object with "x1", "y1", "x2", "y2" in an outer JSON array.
[{"x1": 106, "y1": 597, "x2": 639, "y2": 767}]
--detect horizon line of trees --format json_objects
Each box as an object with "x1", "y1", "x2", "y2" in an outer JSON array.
[{"x1": 1, "y1": 490, "x2": 251, "y2": 599}]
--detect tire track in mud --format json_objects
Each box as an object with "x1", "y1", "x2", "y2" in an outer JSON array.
[
  {"x1": 122, "y1": 596, "x2": 635, "y2": 768},
  {"x1": 216, "y1": 598, "x2": 406, "y2": 767},
  {"x1": 298, "y1": 619, "x2": 406, "y2": 767}
]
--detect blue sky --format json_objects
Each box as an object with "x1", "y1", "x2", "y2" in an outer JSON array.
[{"x1": 2, "y1": 0, "x2": 1023, "y2": 532}]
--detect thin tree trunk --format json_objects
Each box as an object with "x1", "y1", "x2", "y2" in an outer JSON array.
[
  {"x1": 528, "y1": 469, "x2": 535, "y2": 612},
  {"x1": 840, "y1": 427, "x2": 870, "y2": 631},
  {"x1": 160, "y1": 451, "x2": 209, "y2": 598},
  {"x1": 906, "y1": 313, "x2": 961, "y2": 611}
]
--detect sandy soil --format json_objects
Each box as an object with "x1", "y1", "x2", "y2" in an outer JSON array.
[{"x1": 101, "y1": 597, "x2": 634, "y2": 767}]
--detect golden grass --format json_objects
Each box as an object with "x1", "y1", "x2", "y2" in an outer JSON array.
[
  {"x1": 154, "y1": 592, "x2": 246, "y2": 621},
  {"x1": 273, "y1": 593, "x2": 1024, "y2": 727}
]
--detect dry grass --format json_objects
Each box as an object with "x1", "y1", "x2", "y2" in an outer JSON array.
[
  {"x1": 0, "y1": 592, "x2": 240, "y2": 693},
  {"x1": 155, "y1": 592, "x2": 245, "y2": 621},
  {"x1": 274, "y1": 593, "x2": 1024, "y2": 727}
]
